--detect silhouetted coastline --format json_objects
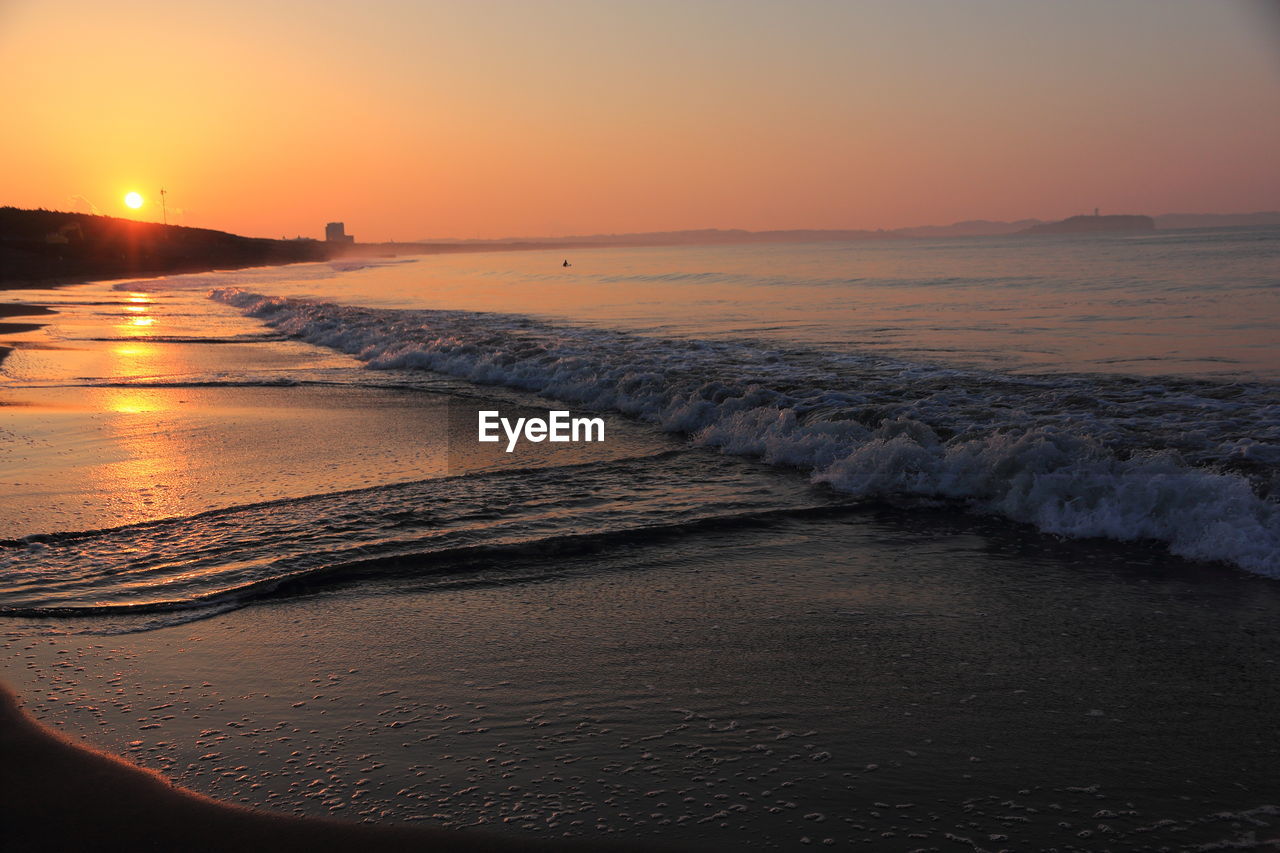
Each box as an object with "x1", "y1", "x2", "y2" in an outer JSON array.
[
  {"x1": 0, "y1": 207, "x2": 354, "y2": 289},
  {"x1": 0, "y1": 207, "x2": 671, "y2": 289}
]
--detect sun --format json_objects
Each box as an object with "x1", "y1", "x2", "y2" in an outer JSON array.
[{"x1": 124, "y1": 191, "x2": 144, "y2": 209}]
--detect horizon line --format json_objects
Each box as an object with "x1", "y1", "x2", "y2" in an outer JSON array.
[{"x1": 6, "y1": 204, "x2": 1279, "y2": 245}]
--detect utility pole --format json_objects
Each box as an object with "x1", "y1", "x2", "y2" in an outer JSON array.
[{"x1": 160, "y1": 188, "x2": 168, "y2": 226}]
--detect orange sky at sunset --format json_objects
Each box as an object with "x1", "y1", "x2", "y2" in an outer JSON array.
[{"x1": 2, "y1": 0, "x2": 1278, "y2": 241}]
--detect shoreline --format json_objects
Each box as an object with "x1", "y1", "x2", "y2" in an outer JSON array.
[
  {"x1": 0, "y1": 240, "x2": 652, "y2": 293},
  {"x1": 0, "y1": 302, "x2": 56, "y2": 367},
  {"x1": 0, "y1": 255, "x2": 363, "y2": 293},
  {"x1": 0, "y1": 680, "x2": 646, "y2": 852}
]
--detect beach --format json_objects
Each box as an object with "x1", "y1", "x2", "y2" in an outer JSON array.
[
  {"x1": 5, "y1": 499, "x2": 1280, "y2": 849},
  {"x1": 3, "y1": 234, "x2": 1279, "y2": 850}
]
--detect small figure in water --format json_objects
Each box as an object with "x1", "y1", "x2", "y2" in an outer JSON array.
[{"x1": 562, "y1": 259, "x2": 571, "y2": 267}]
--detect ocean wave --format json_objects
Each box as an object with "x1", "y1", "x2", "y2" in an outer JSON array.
[
  {"x1": 212, "y1": 288, "x2": 1280, "y2": 577},
  {"x1": 0, "y1": 451, "x2": 830, "y2": 618},
  {"x1": 0, "y1": 451, "x2": 689, "y2": 549},
  {"x1": 1, "y1": 504, "x2": 848, "y2": 621}
]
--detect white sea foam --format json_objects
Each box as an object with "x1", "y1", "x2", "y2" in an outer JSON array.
[{"x1": 211, "y1": 288, "x2": 1280, "y2": 577}]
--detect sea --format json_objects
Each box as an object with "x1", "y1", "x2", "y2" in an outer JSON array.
[{"x1": 1, "y1": 227, "x2": 1278, "y2": 849}]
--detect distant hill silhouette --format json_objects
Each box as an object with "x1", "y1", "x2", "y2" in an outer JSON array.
[
  {"x1": 1019, "y1": 214, "x2": 1155, "y2": 236},
  {"x1": 891, "y1": 219, "x2": 1045, "y2": 238},
  {"x1": 1153, "y1": 211, "x2": 1280, "y2": 229},
  {"x1": 415, "y1": 228, "x2": 882, "y2": 247},
  {"x1": 413, "y1": 212, "x2": 1278, "y2": 247},
  {"x1": 0, "y1": 207, "x2": 346, "y2": 287}
]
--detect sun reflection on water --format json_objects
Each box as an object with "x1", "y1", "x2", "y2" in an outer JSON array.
[
  {"x1": 94, "y1": 321, "x2": 191, "y2": 523},
  {"x1": 97, "y1": 386, "x2": 188, "y2": 523},
  {"x1": 109, "y1": 342, "x2": 167, "y2": 379},
  {"x1": 120, "y1": 293, "x2": 157, "y2": 332},
  {"x1": 103, "y1": 387, "x2": 165, "y2": 415}
]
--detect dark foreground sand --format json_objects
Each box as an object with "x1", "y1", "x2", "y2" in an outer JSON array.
[{"x1": 0, "y1": 682, "x2": 651, "y2": 853}]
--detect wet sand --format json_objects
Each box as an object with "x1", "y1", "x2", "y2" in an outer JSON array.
[
  {"x1": 0, "y1": 682, "x2": 638, "y2": 852},
  {"x1": 0, "y1": 303, "x2": 56, "y2": 318},
  {"x1": 0, "y1": 302, "x2": 54, "y2": 365},
  {"x1": 6, "y1": 508, "x2": 1280, "y2": 850}
]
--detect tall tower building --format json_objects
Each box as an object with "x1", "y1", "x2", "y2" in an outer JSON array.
[{"x1": 325, "y1": 222, "x2": 354, "y2": 243}]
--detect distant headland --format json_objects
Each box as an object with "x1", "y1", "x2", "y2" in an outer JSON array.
[
  {"x1": 418, "y1": 210, "x2": 1278, "y2": 247},
  {"x1": 1018, "y1": 213, "x2": 1155, "y2": 236}
]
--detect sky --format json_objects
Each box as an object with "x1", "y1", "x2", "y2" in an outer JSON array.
[{"x1": 2, "y1": 0, "x2": 1278, "y2": 240}]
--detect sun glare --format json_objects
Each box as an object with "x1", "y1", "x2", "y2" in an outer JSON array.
[{"x1": 124, "y1": 191, "x2": 144, "y2": 209}]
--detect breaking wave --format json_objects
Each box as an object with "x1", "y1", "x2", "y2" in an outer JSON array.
[
  {"x1": 0, "y1": 451, "x2": 835, "y2": 622},
  {"x1": 211, "y1": 288, "x2": 1280, "y2": 578}
]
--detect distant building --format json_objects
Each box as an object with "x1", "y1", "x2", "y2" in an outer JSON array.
[{"x1": 325, "y1": 222, "x2": 355, "y2": 243}]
